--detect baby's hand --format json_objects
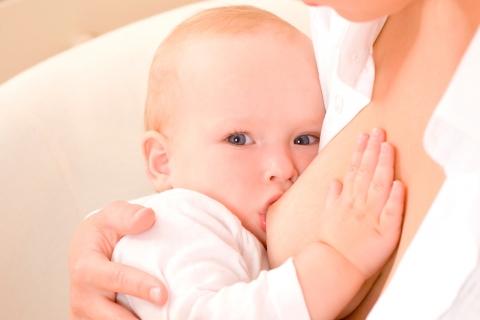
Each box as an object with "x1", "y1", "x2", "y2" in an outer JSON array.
[{"x1": 318, "y1": 128, "x2": 405, "y2": 279}]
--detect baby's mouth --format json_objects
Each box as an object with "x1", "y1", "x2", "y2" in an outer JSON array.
[
  {"x1": 259, "y1": 194, "x2": 282, "y2": 233},
  {"x1": 259, "y1": 211, "x2": 267, "y2": 233}
]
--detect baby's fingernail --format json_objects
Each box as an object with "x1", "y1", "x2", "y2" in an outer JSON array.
[
  {"x1": 381, "y1": 143, "x2": 388, "y2": 154},
  {"x1": 150, "y1": 287, "x2": 162, "y2": 303},
  {"x1": 358, "y1": 133, "x2": 368, "y2": 142},
  {"x1": 393, "y1": 180, "x2": 403, "y2": 193},
  {"x1": 372, "y1": 128, "x2": 381, "y2": 138}
]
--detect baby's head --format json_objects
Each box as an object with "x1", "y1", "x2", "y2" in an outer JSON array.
[{"x1": 143, "y1": 6, "x2": 325, "y2": 246}]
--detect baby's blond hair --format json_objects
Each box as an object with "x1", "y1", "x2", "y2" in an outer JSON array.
[{"x1": 144, "y1": 5, "x2": 302, "y2": 133}]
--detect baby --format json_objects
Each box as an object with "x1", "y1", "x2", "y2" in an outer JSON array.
[{"x1": 113, "y1": 6, "x2": 404, "y2": 319}]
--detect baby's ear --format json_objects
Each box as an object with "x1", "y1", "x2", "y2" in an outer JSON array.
[{"x1": 142, "y1": 130, "x2": 172, "y2": 192}]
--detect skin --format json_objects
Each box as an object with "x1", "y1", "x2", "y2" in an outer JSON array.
[
  {"x1": 68, "y1": 202, "x2": 167, "y2": 319},
  {"x1": 138, "y1": 32, "x2": 405, "y2": 319},
  {"x1": 268, "y1": 0, "x2": 480, "y2": 318},
  {"x1": 68, "y1": 0, "x2": 480, "y2": 319},
  {"x1": 296, "y1": 130, "x2": 404, "y2": 319},
  {"x1": 69, "y1": 26, "x2": 325, "y2": 319},
  {"x1": 303, "y1": 0, "x2": 413, "y2": 22},
  {"x1": 144, "y1": 32, "x2": 325, "y2": 247}
]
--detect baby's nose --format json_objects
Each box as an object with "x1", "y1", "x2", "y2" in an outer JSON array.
[{"x1": 264, "y1": 149, "x2": 299, "y2": 187}]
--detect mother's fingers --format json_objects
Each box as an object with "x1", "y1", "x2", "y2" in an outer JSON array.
[
  {"x1": 68, "y1": 201, "x2": 168, "y2": 319},
  {"x1": 94, "y1": 201, "x2": 156, "y2": 237},
  {"x1": 69, "y1": 201, "x2": 167, "y2": 306},
  {"x1": 69, "y1": 292, "x2": 140, "y2": 320},
  {"x1": 82, "y1": 256, "x2": 168, "y2": 305}
]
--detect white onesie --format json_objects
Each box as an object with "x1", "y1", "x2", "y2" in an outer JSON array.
[{"x1": 113, "y1": 189, "x2": 310, "y2": 320}]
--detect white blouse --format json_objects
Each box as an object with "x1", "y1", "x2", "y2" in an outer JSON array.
[
  {"x1": 310, "y1": 6, "x2": 480, "y2": 319},
  {"x1": 309, "y1": 7, "x2": 386, "y2": 149}
]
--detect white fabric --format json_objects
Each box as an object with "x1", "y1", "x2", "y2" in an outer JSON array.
[
  {"x1": 368, "y1": 26, "x2": 480, "y2": 320},
  {"x1": 0, "y1": 1, "x2": 310, "y2": 319},
  {"x1": 438, "y1": 257, "x2": 480, "y2": 319},
  {"x1": 113, "y1": 189, "x2": 310, "y2": 320},
  {"x1": 309, "y1": 7, "x2": 386, "y2": 149},
  {"x1": 310, "y1": 7, "x2": 480, "y2": 319}
]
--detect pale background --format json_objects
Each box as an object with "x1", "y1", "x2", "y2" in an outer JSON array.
[
  {"x1": 0, "y1": 1, "x2": 311, "y2": 318},
  {"x1": 0, "y1": 0, "x2": 203, "y2": 84}
]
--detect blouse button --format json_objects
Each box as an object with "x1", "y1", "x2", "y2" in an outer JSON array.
[{"x1": 335, "y1": 95, "x2": 343, "y2": 114}]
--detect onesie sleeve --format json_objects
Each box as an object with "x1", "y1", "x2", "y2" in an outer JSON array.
[
  {"x1": 113, "y1": 190, "x2": 310, "y2": 320},
  {"x1": 168, "y1": 259, "x2": 310, "y2": 320}
]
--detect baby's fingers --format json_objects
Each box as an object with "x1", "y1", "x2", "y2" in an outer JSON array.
[
  {"x1": 379, "y1": 180, "x2": 405, "y2": 235},
  {"x1": 326, "y1": 180, "x2": 343, "y2": 208},
  {"x1": 343, "y1": 133, "x2": 369, "y2": 196},
  {"x1": 353, "y1": 128, "x2": 385, "y2": 200},
  {"x1": 367, "y1": 142, "x2": 395, "y2": 213}
]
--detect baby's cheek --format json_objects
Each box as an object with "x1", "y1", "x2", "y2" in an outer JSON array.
[{"x1": 298, "y1": 150, "x2": 319, "y2": 174}]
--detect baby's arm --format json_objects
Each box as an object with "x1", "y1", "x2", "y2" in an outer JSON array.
[
  {"x1": 294, "y1": 130, "x2": 405, "y2": 319},
  {"x1": 113, "y1": 190, "x2": 311, "y2": 320}
]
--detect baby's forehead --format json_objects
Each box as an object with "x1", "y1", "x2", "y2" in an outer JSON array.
[
  {"x1": 173, "y1": 28, "x2": 311, "y2": 75},
  {"x1": 145, "y1": 6, "x2": 317, "y2": 134}
]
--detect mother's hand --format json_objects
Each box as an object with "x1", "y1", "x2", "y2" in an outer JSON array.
[{"x1": 68, "y1": 201, "x2": 168, "y2": 319}]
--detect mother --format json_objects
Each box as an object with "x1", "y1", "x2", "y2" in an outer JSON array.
[{"x1": 69, "y1": 0, "x2": 480, "y2": 318}]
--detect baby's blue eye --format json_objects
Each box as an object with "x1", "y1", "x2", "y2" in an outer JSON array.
[
  {"x1": 227, "y1": 133, "x2": 253, "y2": 145},
  {"x1": 294, "y1": 135, "x2": 318, "y2": 145}
]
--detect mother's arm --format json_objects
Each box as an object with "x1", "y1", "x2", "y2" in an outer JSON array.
[{"x1": 68, "y1": 201, "x2": 168, "y2": 319}]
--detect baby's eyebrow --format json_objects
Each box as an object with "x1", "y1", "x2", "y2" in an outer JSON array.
[{"x1": 301, "y1": 119, "x2": 324, "y2": 126}]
